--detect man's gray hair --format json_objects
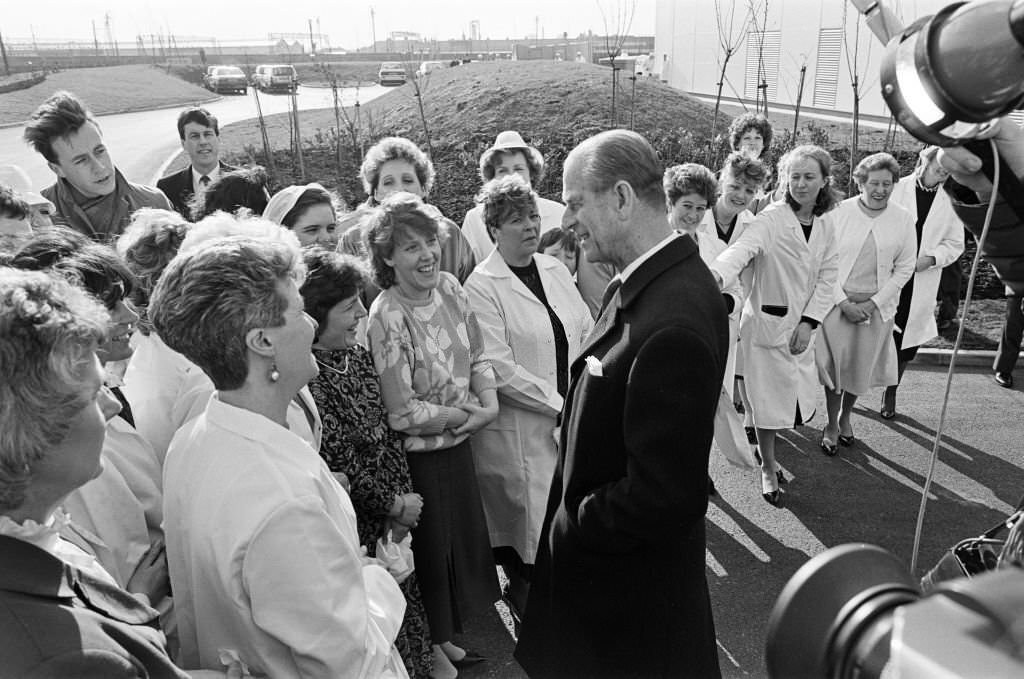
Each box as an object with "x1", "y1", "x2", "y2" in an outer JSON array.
[{"x1": 570, "y1": 129, "x2": 666, "y2": 208}]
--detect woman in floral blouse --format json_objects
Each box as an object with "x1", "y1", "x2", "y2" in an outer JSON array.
[
  {"x1": 365, "y1": 193, "x2": 501, "y2": 679},
  {"x1": 300, "y1": 246, "x2": 432, "y2": 679}
]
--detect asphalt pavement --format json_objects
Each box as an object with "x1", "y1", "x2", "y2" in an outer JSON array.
[
  {"x1": 452, "y1": 360, "x2": 1024, "y2": 678},
  {"x1": 0, "y1": 84, "x2": 386, "y2": 191}
]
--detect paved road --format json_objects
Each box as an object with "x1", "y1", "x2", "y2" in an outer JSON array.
[
  {"x1": 456, "y1": 362, "x2": 1024, "y2": 679},
  {"x1": 0, "y1": 84, "x2": 388, "y2": 190}
]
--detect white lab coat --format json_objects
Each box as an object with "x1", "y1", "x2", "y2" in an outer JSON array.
[
  {"x1": 464, "y1": 251, "x2": 593, "y2": 562},
  {"x1": 700, "y1": 208, "x2": 758, "y2": 376},
  {"x1": 710, "y1": 202, "x2": 839, "y2": 429},
  {"x1": 164, "y1": 395, "x2": 408, "y2": 678},
  {"x1": 691, "y1": 230, "x2": 757, "y2": 469},
  {"x1": 889, "y1": 175, "x2": 966, "y2": 348},
  {"x1": 124, "y1": 332, "x2": 323, "y2": 464},
  {"x1": 828, "y1": 197, "x2": 917, "y2": 322}
]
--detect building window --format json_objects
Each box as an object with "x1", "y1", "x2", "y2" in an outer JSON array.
[
  {"x1": 744, "y1": 30, "x2": 780, "y2": 101},
  {"x1": 813, "y1": 28, "x2": 843, "y2": 108}
]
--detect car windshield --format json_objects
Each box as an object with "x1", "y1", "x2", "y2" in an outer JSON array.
[
  {"x1": 272, "y1": 67, "x2": 293, "y2": 75},
  {"x1": 381, "y1": 63, "x2": 402, "y2": 70},
  {"x1": 216, "y1": 67, "x2": 243, "y2": 76}
]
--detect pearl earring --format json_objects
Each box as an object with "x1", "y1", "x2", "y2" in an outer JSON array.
[{"x1": 269, "y1": 363, "x2": 280, "y2": 382}]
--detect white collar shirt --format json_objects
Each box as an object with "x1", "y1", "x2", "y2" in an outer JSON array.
[{"x1": 163, "y1": 395, "x2": 407, "y2": 678}]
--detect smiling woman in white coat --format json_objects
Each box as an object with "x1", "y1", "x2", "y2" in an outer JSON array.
[
  {"x1": 710, "y1": 145, "x2": 842, "y2": 507},
  {"x1": 815, "y1": 153, "x2": 916, "y2": 454},
  {"x1": 884, "y1": 147, "x2": 965, "y2": 419},
  {"x1": 463, "y1": 175, "x2": 593, "y2": 622}
]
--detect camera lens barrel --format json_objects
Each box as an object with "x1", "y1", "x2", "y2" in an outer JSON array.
[{"x1": 766, "y1": 544, "x2": 920, "y2": 679}]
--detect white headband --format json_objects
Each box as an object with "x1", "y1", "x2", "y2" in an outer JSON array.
[{"x1": 264, "y1": 183, "x2": 327, "y2": 226}]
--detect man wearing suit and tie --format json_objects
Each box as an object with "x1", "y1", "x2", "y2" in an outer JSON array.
[
  {"x1": 514, "y1": 130, "x2": 727, "y2": 678},
  {"x1": 157, "y1": 107, "x2": 239, "y2": 218}
]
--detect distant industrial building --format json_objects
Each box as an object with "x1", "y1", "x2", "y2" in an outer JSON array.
[{"x1": 652, "y1": 0, "x2": 951, "y2": 118}]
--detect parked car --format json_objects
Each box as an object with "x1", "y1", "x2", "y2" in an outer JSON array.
[
  {"x1": 253, "y1": 64, "x2": 298, "y2": 93},
  {"x1": 203, "y1": 66, "x2": 248, "y2": 94},
  {"x1": 416, "y1": 60, "x2": 446, "y2": 78},
  {"x1": 378, "y1": 62, "x2": 407, "y2": 86}
]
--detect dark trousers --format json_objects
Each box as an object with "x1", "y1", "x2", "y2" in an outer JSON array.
[
  {"x1": 994, "y1": 294, "x2": 1024, "y2": 374},
  {"x1": 936, "y1": 257, "x2": 963, "y2": 323}
]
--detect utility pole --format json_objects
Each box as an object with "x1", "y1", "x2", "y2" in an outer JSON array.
[
  {"x1": 370, "y1": 8, "x2": 377, "y2": 51},
  {"x1": 92, "y1": 20, "x2": 101, "y2": 56},
  {"x1": 308, "y1": 18, "x2": 316, "y2": 56},
  {"x1": 0, "y1": 32, "x2": 10, "y2": 76},
  {"x1": 105, "y1": 12, "x2": 119, "y2": 58}
]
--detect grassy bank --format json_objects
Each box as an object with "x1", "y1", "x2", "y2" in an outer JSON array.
[{"x1": 0, "y1": 64, "x2": 216, "y2": 126}]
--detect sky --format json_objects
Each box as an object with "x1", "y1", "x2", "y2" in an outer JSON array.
[{"x1": 2, "y1": 1, "x2": 656, "y2": 50}]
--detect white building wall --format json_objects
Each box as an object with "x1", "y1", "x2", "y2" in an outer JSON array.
[{"x1": 654, "y1": 0, "x2": 951, "y2": 118}]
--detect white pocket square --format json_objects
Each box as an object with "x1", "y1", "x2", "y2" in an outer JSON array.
[{"x1": 584, "y1": 355, "x2": 604, "y2": 377}]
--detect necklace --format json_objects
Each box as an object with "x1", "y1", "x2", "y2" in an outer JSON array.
[
  {"x1": 916, "y1": 177, "x2": 941, "y2": 193},
  {"x1": 316, "y1": 355, "x2": 350, "y2": 377},
  {"x1": 858, "y1": 198, "x2": 886, "y2": 212}
]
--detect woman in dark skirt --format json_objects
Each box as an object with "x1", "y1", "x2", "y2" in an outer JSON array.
[
  {"x1": 300, "y1": 247, "x2": 433, "y2": 678},
  {"x1": 363, "y1": 193, "x2": 500, "y2": 679}
]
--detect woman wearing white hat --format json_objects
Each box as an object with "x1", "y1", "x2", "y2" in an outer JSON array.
[{"x1": 264, "y1": 183, "x2": 341, "y2": 249}]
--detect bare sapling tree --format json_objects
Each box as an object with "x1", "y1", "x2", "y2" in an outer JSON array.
[
  {"x1": 841, "y1": 0, "x2": 877, "y2": 193},
  {"x1": 404, "y1": 58, "x2": 434, "y2": 157},
  {"x1": 289, "y1": 86, "x2": 306, "y2": 182},
  {"x1": 746, "y1": 0, "x2": 772, "y2": 116},
  {"x1": 597, "y1": 0, "x2": 638, "y2": 128},
  {"x1": 711, "y1": 0, "x2": 754, "y2": 138},
  {"x1": 250, "y1": 85, "x2": 277, "y2": 181}
]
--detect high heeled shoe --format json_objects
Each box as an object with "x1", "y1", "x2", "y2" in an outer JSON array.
[
  {"x1": 775, "y1": 463, "x2": 788, "y2": 485},
  {"x1": 761, "y1": 469, "x2": 781, "y2": 507},
  {"x1": 881, "y1": 387, "x2": 897, "y2": 420},
  {"x1": 820, "y1": 428, "x2": 838, "y2": 456}
]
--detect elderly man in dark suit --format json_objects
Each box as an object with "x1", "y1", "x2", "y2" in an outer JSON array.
[
  {"x1": 157, "y1": 107, "x2": 239, "y2": 218},
  {"x1": 514, "y1": 130, "x2": 727, "y2": 678}
]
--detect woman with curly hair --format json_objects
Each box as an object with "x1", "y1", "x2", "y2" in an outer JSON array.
[
  {"x1": 189, "y1": 166, "x2": 270, "y2": 221},
  {"x1": 365, "y1": 192, "x2": 500, "y2": 679},
  {"x1": 709, "y1": 145, "x2": 842, "y2": 506},
  {"x1": 728, "y1": 112, "x2": 776, "y2": 213},
  {"x1": 463, "y1": 175, "x2": 592, "y2": 625},
  {"x1": 338, "y1": 137, "x2": 476, "y2": 308},
  {"x1": 151, "y1": 227, "x2": 408, "y2": 677},
  {"x1": 116, "y1": 208, "x2": 194, "y2": 461},
  {"x1": 301, "y1": 246, "x2": 432, "y2": 678},
  {"x1": 664, "y1": 163, "x2": 756, "y2": 479}
]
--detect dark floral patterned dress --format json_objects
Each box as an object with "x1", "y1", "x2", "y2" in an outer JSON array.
[{"x1": 308, "y1": 345, "x2": 432, "y2": 679}]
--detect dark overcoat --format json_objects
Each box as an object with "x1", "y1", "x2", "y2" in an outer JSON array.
[
  {"x1": 515, "y1": 235, "x2": 727, "y2": 678},
  {"x1": 0, "y1": 535, "x2": 187, "y2": 679}
]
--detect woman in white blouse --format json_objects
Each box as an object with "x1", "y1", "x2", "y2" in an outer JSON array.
[
  {"x1": 664, "y1": 162, "x2": 757, "y2": 482},
  {"x1": 709, "y1": 145, "x2": 841, "y2": 507},
  {"x1": 463, "y1": 175, "x2": 593, "y2": 623},
  {"x1": 815, "y1": 153, "x2": 916, "y2": 452},
  {"x1": 699, "y1": 152, "x2": 770, "y2": 441},
  {"x1": 150, "y1": 224, "x2": 409, "y2": 678}
]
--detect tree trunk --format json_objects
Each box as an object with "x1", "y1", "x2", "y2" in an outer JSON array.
[
  {"x1": 792, "y1": 64, "x2": 806, "y2": 141},
  {"x1": 850, "y1": 75, "x2": 860, "y2": 195}
]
